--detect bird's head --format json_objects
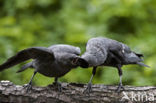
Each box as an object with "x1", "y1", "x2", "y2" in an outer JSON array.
[
  {"x1": 57, "y1": 53, "x2": 89, "y2": 68},
  {"x1": 71, "y1": 56, "x2": 89, "y2": 68}
]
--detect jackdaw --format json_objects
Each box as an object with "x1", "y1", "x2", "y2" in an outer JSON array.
[
  {"x1": 81, "y1": 37, "x2": 149, "y2": 93},
  {"x1": 0, "y1": 44, "x2": 89, "y2": 91}
]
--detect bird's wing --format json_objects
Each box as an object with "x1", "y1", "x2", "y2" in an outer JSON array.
[
  {"x1": 109, "y1": 45, "x2": 124, "y2": 61},
  {"x1": 48, "y1": 44, "x2": 81, "y2": 55},
  {"x1": 16, "y1": 62, "x2": 33, "y2": 73},
  {"x1": 0, "y1": 47, "x2": 55, "y2": 71}
]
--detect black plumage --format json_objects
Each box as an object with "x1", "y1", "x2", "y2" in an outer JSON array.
[
  {"x1": 0, "y1": 44, "x2": 88, "y2": 91},
  {"x1": 81, "y1": 37, "x2": 149, "y2": 93}
]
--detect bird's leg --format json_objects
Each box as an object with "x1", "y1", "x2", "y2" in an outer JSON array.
[
  {"x1": 83, "y1": 66, "x2": 97, "y2": 94},
  {"x1": 53, "y1": 77, "x2": 62, "y2": 92},
  {"x1": 116, "y1": 64, "x2": 125, "y2": 92},
  {"x1": 23, "y1": 71, "x2": 37, "y2": 92}
]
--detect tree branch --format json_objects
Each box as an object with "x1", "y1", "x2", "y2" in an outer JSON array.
[{"x1": 0, "y1": 80, "x2": 156, "y2": 103}]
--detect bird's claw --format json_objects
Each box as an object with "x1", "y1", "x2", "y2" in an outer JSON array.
[
  {"x1": 53, "y1": 82, "x2": 62, "y2": 92},
  {"x1": 23, "y1": 83, "x2": 32, "y2": 92},
  {"x1": 116, "y1": 83, "x2": 125, "y2": 93},
  {"x1": 83, "y1": 82, "x2": 92, "y2": 94}
]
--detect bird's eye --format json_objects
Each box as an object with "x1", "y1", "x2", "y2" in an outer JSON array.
[{"x1": 71, "y1": 57, "x2": 78, "y2": 65}]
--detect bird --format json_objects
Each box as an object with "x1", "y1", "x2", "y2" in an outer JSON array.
[
  {"x1": 0, "y1": 44, "x2": 89, "y2": 91},
  {"x1": 81, "y1": 37, "x2": 150, "y2": 93}
]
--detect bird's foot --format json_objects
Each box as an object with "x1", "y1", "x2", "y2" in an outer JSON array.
[
  {"x1": 23, "y1": 83, "x2": 32, "y2": 92},
  {"x1": 53, "y1": 82, "x2": 62, "y2": 92},
  {"x1": 116, "y1": 83, "x2": 125, "y2": 93},
  {"x1": 83, "y1": 82, "x2": 92, "y2": 94}
]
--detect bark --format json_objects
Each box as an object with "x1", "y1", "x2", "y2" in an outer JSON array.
[{"x1": 0, "y1": 80, "x2": 156, "y2": 103}]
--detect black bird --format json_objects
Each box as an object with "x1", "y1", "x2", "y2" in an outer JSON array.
[
  {"x1": 0, "y1": 44, "x2": 88, "y2": 91},
  {"x1": 81, "y1": 37, "x2": 149, "y2": 93}
]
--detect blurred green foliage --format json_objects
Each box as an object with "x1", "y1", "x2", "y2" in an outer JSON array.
[{"x1": 0, "y1": 0, "x2": 156, "y2": 86}]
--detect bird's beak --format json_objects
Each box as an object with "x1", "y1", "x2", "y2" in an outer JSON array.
[{"x1": 72, "y1": 57, "x2": 89, "y2": 68}]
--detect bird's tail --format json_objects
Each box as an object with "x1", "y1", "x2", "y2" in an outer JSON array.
[
  {"x1": 134, "y1": 53, "x2": 150, "y2": 68},
  {"x1": 135, "y1": 53, "x2": 144, "y2": 58},
  {"x1": 137, "y1": 62, "x2": 150, "y2": 68},
  {"x1": 16, "y1": 62, "x2": 33, "y2": 73}
]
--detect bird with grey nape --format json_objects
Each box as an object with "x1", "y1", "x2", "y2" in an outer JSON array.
[
  {"x1": 81, "y1": 37, "x2": 150, "y2": 93},
  {"x1": 0, "y1": 44, "x2": 89, "y2": 92}
]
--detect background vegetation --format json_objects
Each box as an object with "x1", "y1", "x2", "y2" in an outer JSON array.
[{"x1": 0, "y1": 0, "x2": 156, "y2": 86}]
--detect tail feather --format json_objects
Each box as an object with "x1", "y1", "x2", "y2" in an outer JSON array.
[
  {"x1": 137, "y1": 62, "x2": 150, "y2": 68},
  {"x1": 135, "y1": 53, "x2": 144, "y2": 58},
  {"x1": 16, "y1": 62, "x2": 33, "y2": 73}
]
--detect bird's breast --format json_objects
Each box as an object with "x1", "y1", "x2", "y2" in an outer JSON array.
[{"x1": 33, "y1": 60, "x2": 72, "y2": 77}]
